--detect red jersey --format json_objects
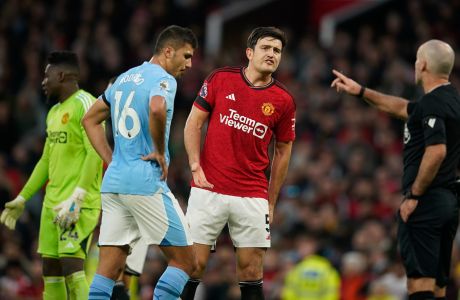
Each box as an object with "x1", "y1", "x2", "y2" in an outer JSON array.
[{"x1": 192, "y1": 66, "x2": 296, "y2": 199}]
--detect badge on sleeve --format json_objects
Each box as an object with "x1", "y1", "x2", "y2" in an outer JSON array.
[
  {"x1": 427, "y1": 118, "x2": 436, "y2": 128},
  {"x1": 199, "y1": 82, "x2": 208, "y2": 98},
  {"x1": 160, "y1": 80, "x2": 169, "y2": 91}
]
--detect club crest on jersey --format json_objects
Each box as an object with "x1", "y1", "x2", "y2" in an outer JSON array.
[
  {"x1": 61, "y1": 112, "x2": 69, "y2": 124},
  {"x1": 199, "y1": 82, "x2": 208, "y2": 98},
  {"x1": 261, "y1": 102, "x2": 275, "y2": 116},
  {"x1": 159, "y1": 80, "x2": 169, "y2": 91}
]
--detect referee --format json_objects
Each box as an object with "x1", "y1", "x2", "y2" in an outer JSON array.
[{"x1": 331, "y1": 39, "x2": 460, "y2": 300}]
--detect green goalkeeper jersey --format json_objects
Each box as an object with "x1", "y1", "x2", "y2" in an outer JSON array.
[{"x1": 19, "y1": 89, "x2": 103, "y2": 209}]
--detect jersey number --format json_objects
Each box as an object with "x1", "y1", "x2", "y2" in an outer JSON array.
[
  {"x1": 114, "y1": 91, "x2": 141, "y2": 139},
  {"x1": 60, "y1": 225, "x2": 79, "y2": 241}
]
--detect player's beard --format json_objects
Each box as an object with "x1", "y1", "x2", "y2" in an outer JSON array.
[
  {"x1": 258, "y1": 65, "x2": 276, "y2": 77},
  {"x1": 46, "y1": 92, "x2": 59, "y2": 104},
  {"x1": 257, "y1": 60, "x2": 278, "y2": 76}
]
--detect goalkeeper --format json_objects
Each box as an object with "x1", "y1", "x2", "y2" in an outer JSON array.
[{"x1": 0, "y1": 51, "x2": 103, "y2": 300}]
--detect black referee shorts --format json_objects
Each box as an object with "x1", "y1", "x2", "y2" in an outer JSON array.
[{"x1": 397, "y1": 187, "x2": 459, "y2": 287}]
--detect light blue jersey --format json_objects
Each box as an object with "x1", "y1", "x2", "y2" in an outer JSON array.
[{"x1": 101, "y1": 62, "x2": 177, "y2": 195}]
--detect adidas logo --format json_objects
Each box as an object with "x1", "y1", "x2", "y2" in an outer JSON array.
[
  {"x1": 225, "y1": 93, "x2": 236, "y2": 101},
  {"x1": 65, "y1": 242, "x2": 74, "y2": 249}
]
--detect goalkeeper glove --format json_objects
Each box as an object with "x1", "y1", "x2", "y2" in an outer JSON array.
[
  {"x1": 53, "y1": 187, "x2": 86, "y2": 230},
  {"x1": 0, "y1": 195, "x2": 26, "y2": 230}
]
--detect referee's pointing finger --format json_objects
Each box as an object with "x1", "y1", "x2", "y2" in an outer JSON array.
[{"x1": 332, "y1": 69, "x2": 346, "y2": 79}]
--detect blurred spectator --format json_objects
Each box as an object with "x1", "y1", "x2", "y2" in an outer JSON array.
[
  {"x1": 0, "y1": 259, "x2": 42, "y2": 299},
  {"x1": 340, "y1": 251, "x2": 370, "y2": 300},
  {"x1": 376, "y1": 261, "x2": 407, "y2": 300},
  {"x1": 281, "y1": 234, "x2": 340, "y2": 300}
]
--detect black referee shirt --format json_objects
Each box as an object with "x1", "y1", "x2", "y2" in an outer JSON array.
[{"x1": 402, "y1": 84, "x2": 460, "y2": 192}]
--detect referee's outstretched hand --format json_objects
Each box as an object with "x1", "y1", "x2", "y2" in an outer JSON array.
[
  {"x1": 141, "y1": 152, "x2": 168, "y2": 181},
  {"x1": 331, "y1": 69, "x2": 362, "y2": 96},
  {"x1": 190, "y1": 163, "x2": 214, "y2": 189}
]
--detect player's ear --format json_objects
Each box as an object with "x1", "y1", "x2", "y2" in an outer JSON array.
[
  {"x1": 246, "y1": 47, "x2": 253, "y2": 60},
  {"x1": 57, "y1": 70, "x2": 66, "y2": 82},
  {"x1": 421, "y1": 59, "x2": 428, "y2": 72},
  {"x1": 164, "y1": 46, "x2": 174, "y2": 59}
]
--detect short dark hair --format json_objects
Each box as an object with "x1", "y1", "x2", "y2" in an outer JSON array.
[
  {"x1": 154, "y1": 25, "x2": 198, "y2": 54},
  {"x1": 47, "y1": 51, "x2": 80, "y2": 72},
  {"x1": 247, "y1": 27, "x2": 287, "y2": 50}
]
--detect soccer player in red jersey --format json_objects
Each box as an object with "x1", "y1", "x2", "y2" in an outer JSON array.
[{"x1": 181, "y1": 27, "x2": 296, "y2": 300}]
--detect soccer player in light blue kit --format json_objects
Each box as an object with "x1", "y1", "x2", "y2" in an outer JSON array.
[{"x1": 82, "y1": 25, "x2": 198, "y2": 300}]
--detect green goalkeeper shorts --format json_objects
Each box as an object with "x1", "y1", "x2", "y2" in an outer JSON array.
[{"x1": 38, "y1": 206, "x2": 100, "y2": 259}]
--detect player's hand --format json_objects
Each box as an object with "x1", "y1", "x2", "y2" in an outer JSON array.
[
  {"x1": 399, "y1": 198, "x2": 418, "y2": 222},
  {"x1": 53, "y1": 187, "x2": 86, "y2": 230},
  {"x1": 190, "y1": 163, "x2": 213, "y2": 189},
  {"x1": 331, "y1": 69, "x2": 362, "y2": 96},
  {"x1": 141, "y1": 152, "x2": 168, "y2": 180},
  {"x1": 0, "y1": 196, "x2": 26, "y2": 230}
]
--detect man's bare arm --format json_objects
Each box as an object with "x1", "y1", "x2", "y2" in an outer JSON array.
[
  {"x1": 184, "y1": 105, "x2": 213, "y2": 188},
  {"x1": 331, "y1": 69, "x2": 410, "y2": 120},
  {"x1": 82, "y1": 99, "x2": 112, "y2": 164},
  {"x1": 268, "y1": 141, "x2": 293, "y2": 224}
]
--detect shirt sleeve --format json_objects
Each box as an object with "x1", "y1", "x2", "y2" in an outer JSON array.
[
  {"x1": 76, "y1": 96, "x2": 104, "y2": 191},
  {"x1": 101, "y1": 82, "x2": 114, "y2": 107},
  {"x1": 407, "y1": 101, "x2": 417, "y2": 115},
  {"x1": 101, "y1": 93, "x2": 110, "y2": 107},
  {"x1": 274, "y1": 96, "x2": 296, "y2": 142},
  {"x1": 19, "y1": 132, "x2": 50, "y2": 200},
  {"x1": 149, "y1": 76, "x2": 177, "y2": 111},
  {"x1": 193, "y1": 72, "x2": 217, "y2": 112},
  {"x1": 420, "y1": 95, "x2": 447, "y2": 146}
]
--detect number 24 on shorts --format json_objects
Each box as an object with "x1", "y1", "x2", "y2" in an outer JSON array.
[{"x1": 60, "y1": 225, "x2": 79, "y2": 241}]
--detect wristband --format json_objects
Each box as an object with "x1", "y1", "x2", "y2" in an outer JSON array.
[
  {"x1": 404, "y1": 190, "x2": 421, "y2": 200},
  {"x1": 357, "y1": 85, "x2": 366, "y2": 98},
  {"x1": 16, "y1": 195, "x2": 26, "y2": 202},
  {"x1": 72, "y1": 187, "x2": 87, "y2": 204}
]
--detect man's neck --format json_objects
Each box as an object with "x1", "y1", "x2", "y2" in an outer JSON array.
[
  {"x1": 423, "y1": 75, "x2": 449, "y2": 94},
  {"x1": 59, "y1": 85, "x2": 79, "y2": 103},
  {"x1": 151, "y1": 56, "x2": 165, "y2": 70},
  {"x1": 244, "y1": 65, "x2": 272, "y2": 87}
]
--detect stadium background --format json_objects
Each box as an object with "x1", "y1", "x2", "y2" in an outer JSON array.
[{"x1": 1, "y1": 0, "x2": 460, "y2": 299}]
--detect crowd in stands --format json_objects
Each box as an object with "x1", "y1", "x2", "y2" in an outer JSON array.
[{"x1": 1, "y1": 0, "x2": 460, "y2": 299}]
